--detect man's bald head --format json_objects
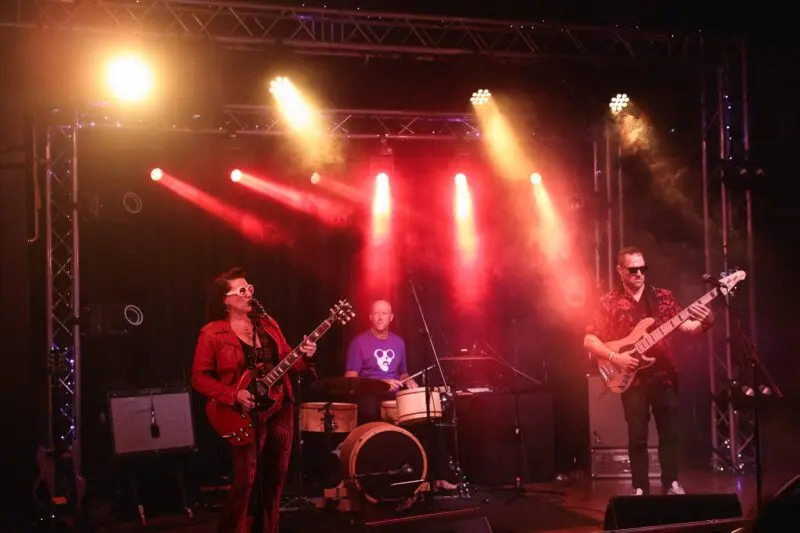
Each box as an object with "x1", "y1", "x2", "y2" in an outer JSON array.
[{"x1": 369, "y1": 300, "x2": 394, "y2": 333}]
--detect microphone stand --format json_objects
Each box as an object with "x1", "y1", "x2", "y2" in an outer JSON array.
[
  {"x1": 722, "y1": 294, "x2": 783, "y2": 517},
  {"x1": 249, "y1": 308, "x2": 266, "y2": 518},
  {"x1": 477, "y1": 338, "x2": 541, "y2": 497},
  {"x1": 408, "y1": 277, "x2": 470, "y2": 499}
]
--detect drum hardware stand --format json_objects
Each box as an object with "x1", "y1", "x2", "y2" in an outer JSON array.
[
  {"x1": 408, "y1": 276, "x2": 472, "y2": 499},
  {"x1": 477, "y1": 330, "x2": 541, "y2": 499}
]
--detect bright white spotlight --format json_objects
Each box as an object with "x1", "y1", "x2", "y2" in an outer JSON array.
[
  {"x1": 106, "y1": 55, "x2": 153, "y2": 103},
  {"x1": 150, "y1": 168, "x2": 163, "y2": 182},
  {"x1": 530, "y1": 173, "x2": 542, "y2": 185},
  {"x1": 230, "y1": 169, "x2": 242, "y2": 183},
  {"x1": 269, "y1": 76, "x2": 292, "y2": 96},
  {"x1": 470, "y1": 89, "x2": 491, "y2": 106},
  {"x1": 609, "y1": 93, "x2": 630, "y2": 115},
  {"x1": 454, "y1": 173, "x2": 467, "y2": 186},
  {"x1": 310, "y1": 172, "x2": 321, "y2": 184}
]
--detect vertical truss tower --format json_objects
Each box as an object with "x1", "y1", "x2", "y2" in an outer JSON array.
[
  {"x1": 44, "y1": 124, "x2": 82, "y2": 469},
  {"x1": 703, "y1": 42, "x2": 755, "y2": 472}
]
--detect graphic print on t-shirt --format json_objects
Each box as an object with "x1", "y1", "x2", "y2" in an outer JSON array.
[
  {"x1": 373, "y1": 348, "x2": 395, "y2": 372},
  {"x1": 345, "y1": 331, "x2": 407, "y2": 380}
]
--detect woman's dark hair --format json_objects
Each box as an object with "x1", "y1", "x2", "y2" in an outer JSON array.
[{"x1": 207, "y1": 267, "x2": 247, "y2": 321}]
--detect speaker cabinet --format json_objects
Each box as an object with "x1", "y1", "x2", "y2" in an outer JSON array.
[
  {"x1": 587, "y1": 375, "x2": 657, "y2": 448},
  {"x1": 602, "y1": 493, "x2": 743, "y2": 530},
  {"x1": 108, "y1": 387, "x2": 195, "y2": 456},
  {"x1": 364, "y1": 507, "x2": 492, "y2": 533},
  {"x1": 457, "y1": 391, "x2": 555, "y2": 485}
]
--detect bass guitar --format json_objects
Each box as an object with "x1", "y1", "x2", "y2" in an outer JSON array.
[
  {"x1": 206, "y1": 299, "x2": 354, "y2": 445},
  {"x1": 597, "y1": 271, "x2": 746, "y2": 393}
]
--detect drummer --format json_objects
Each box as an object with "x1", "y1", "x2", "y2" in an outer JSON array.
[
  {"x1": 344, "y1": 299, "x2": 457, "y2": 491},
  {"x1": 344, "y1": 299, "x2": 417, "y2": 423}
]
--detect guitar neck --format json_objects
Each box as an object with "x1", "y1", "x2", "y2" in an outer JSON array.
[
  {"x1": 635, "y1": 288, "x2": 719, "y2": 353},
  {"x1": 262, "y1": 318, "x2": 333, "y2": 387}
]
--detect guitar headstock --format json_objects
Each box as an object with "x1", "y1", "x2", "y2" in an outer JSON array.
[
  {"x1": 718, "y1": 270, "x2": 747, "y2": 295},
  {"x1": 330, "y1": 299, "x2": 355, "y2": 326}
]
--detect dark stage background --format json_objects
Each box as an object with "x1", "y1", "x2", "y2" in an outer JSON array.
[{"x1": 2, "y1": 14, "x2": 800, "y2": 525}]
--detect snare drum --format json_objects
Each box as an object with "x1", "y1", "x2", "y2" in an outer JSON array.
[
  {"x1": 380, "y1": 400, "x2": 398, "y2": 424},
  {"x1": 299, "y1": 402, "x2": 358, "y2": 433},
  {"x1": 395, "y1": 387, "x2": 442, "y2": 425}
]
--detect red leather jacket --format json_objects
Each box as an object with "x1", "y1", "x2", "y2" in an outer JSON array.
[{"x1": 191, "y1": 316, "x2": 308, "y2": 406}]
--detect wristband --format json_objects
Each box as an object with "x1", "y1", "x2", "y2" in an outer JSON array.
[{"x1": 609, "y1": 352, "x2": 616, "y2": 362}]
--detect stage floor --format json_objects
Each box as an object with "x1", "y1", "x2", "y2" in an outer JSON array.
[{"x1": 89, "y1": 469, "x2": 787, "y2": 533}]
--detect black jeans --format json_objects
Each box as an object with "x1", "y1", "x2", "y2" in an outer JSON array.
[
  {"x1": 356, "y1": 393, "x2": 453, "y2": 482},
  {"x1": 621, "y1": 383, "x2": 680, "y2": 493}
]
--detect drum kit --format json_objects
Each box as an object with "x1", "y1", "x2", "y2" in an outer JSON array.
[{"x1": 292, "y1": 375, "x2": 458, "y2": 512}]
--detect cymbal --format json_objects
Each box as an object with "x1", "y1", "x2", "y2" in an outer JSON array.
[
  {"x1": 441, "y1": 355, "x2": 493, "y2": 361},
  {"x1": 309, "y1": 376, "x2": 390, "y2": 396}
]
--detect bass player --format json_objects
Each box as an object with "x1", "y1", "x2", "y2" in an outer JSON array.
[
  {"x1": 192, "y1": 267, "x2": 317, "y2": 533},
  {"x1": 583, "y1": 247, "x2": 713, "y2": 496}
]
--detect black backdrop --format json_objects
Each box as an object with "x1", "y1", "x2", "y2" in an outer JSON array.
[{"x1": 72, "y1": 127, "x2": 598, "y2": 490}]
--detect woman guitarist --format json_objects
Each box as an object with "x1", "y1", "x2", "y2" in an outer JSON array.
[{"x1": 192, "y1": 267, "x2": 316, "y2": 533}]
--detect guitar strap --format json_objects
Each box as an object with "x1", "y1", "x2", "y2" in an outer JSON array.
[{"x1": 644, "y1": 285, "x2": 659, "y2": 321}]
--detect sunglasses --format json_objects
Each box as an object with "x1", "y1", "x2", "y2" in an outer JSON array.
[
  {"x1": 626, "y1": 266, "x2": 649, "y2": 275},
  {"x1": 226, "y1": 284, "x2": 255, "y2": 297}
]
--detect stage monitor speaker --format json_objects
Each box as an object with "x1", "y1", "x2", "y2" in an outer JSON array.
[
  {"x1": 602, "y1": 493, "x2": 743, "y2": 530},
  {"x1": 588, "y1": 375, "x2": 657, "y2": 448},
  {"x1": 108, "y1": 386, "x2": 195, "y2": 456},
  {"x1": 364, "y1": 507, "x2": 492, "y2": 533}
]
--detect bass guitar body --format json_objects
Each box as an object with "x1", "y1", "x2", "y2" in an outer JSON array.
[
  {"x1": 597, "y1": 317, "x2": 656, "y2": 394},
  {"x1": 205, "y1": 370, "x2": 285, "y2": 446}
]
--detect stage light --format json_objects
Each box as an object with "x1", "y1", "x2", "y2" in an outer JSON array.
[
  {"x1": 150, "y1": 168, "x2": 163, "y2": 181},
  {"x1": 454, "y1": 173, "x2": 467, "y2": 186},
  {"x1": 310, "y1": 172, "x2": 321, "y2": 184},
  {"x1": 230, "y1": 169, "x2": 242, "y2": 182},
  {"x1": 268, "y1": 76, "x2": 291, "y2": 97},
  {"x1": 470, "y1": 89, "x2": 491, "y2": 106},
  {"x1": 530, "y1": 173, "x2": 542, "y2": 185},
  {"x1": 609, "y1": 93, "x2": 630, "y2": 115},
  {"x1": 106, "y1": 54, "x2": 153, "y2": 103}
]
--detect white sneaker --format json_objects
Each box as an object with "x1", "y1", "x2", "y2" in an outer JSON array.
[
  {"x1": 632, "y1": 488, "x2": 644, "y2": 496},
  {"x1": 664, "y1": 481, "x2": 685, "y2": 495}
]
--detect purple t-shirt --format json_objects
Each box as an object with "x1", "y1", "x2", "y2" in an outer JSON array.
[{"x1": 346, "y1": 331, "x2": 407, "y2": 380}]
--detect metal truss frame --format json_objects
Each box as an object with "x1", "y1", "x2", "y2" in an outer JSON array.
[
  {"x1": 701, "y1": 42, "x2": 755, "y2": 473},
  {"x1": 76, "y1": 105, "x2": 480, "y2": 140},
  {"x1": 44, "y1": 124, "x2": 83, "y2": 471},
  {"x1": 22, "y1": 0, "x2": 748, "y2": 478},
  {"x1": 13, "y1": 0, "x2": 710, "y2": 64}
]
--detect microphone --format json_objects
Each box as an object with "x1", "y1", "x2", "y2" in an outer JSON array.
[
  {"x1": 150, "y1": 393, "x2": 160, "y2": 438},
  {"x1": 701, "y1": 274, "x2": 726, "y2": 289},
  {"x1": 249, "y1": 297, "x2": 268, "y2": 317}
]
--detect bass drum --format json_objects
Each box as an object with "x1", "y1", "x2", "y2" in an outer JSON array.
[{"x1": 340, "y1": 422, "x2": 427, "y2": 504}]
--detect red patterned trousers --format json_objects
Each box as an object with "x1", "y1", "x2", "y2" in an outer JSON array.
[{"x1": 217, "y1": 402, "x2": 294, "y2": 533}]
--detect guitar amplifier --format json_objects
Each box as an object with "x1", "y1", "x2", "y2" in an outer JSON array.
[
  {"x1": 108, "y1": 386, "x2": 196, "y2": 456},
  {"x1": 587, "y1": 375, "x2": 657, "y2": 448},
  {"x1": 591, "y1": 447, "x2": 661, "y2": 479}
]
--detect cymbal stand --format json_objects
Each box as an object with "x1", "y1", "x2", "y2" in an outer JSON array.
[
  {"x1": 478, "y1": 337, "x2": 541, "y2": 497},
  {"x1": 408, "y1": 276, "x2": 471, "y2": 499}
]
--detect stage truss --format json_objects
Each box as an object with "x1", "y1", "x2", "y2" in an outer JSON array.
[
  {"x1": 74, "y1": 105, "x2": 480, "y2": 140},
  {"x1": 28, "y1": 0, "x2": 750, "y2": 476},
  {"x1": 15, "y1": 0, "x2": 709, "y2": 63}
]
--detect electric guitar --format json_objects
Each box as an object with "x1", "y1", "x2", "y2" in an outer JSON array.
[
  {"x1": 597, "y1": 271, "x2": 746, "y2": 393},
  {"x1": 205, "y1": 299, "x2": 355, "y2": 445}
]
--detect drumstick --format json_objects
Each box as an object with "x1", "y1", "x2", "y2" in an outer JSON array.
[{"x1": 402, "y1": 365, "x2": 435, "y2": 383}]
